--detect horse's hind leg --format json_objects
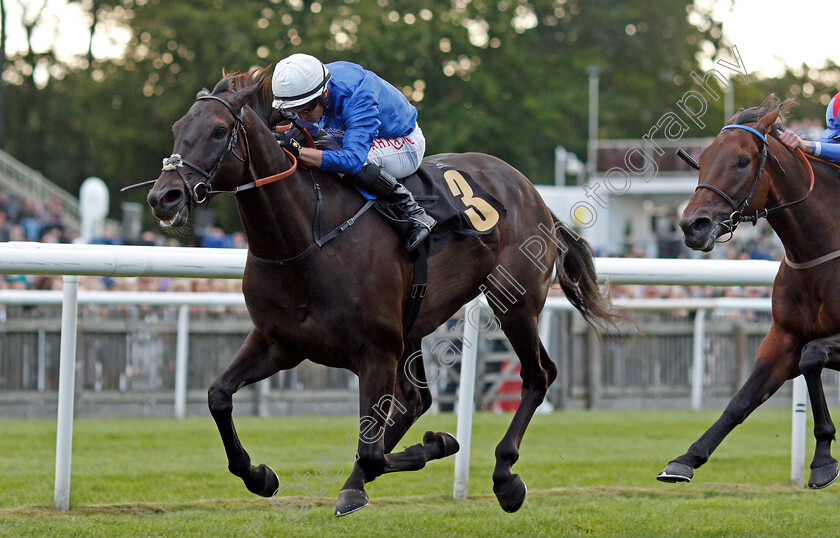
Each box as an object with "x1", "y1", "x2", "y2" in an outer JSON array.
[
  {"x1": 799, "y1": 335, "x2": 840, "y2": 488},
  {"x1": 492, "y1": 309, "x2": 556, "y2": 513},
  {"x1": 208, "y1": 329, "x2": 302, "y2": 497},
  {"x1": 381, "y1": 342, "x2": 459, "y2": 473},
  {"x1": 335, "y1": 343, "x2": 457, "y2": 516}
]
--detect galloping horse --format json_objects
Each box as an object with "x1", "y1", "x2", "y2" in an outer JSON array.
[
  {"x1": 659, "y1": 95, "x2": 840, "y2": 489},
  {"x1": 144, "y1": 66, "x2": 617, "y2": 515}
]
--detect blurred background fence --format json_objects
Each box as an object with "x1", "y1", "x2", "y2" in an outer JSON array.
[{"x1": 1, "y1": 294, "x2": 824, "y2": 418}]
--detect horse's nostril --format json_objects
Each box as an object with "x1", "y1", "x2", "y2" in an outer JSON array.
[
  {"x1": 680, "y1": 217, "x2": 712, "y2": 238},
  {"x1": 161, "y1": 189, "x2": 184, "y2": 207}
]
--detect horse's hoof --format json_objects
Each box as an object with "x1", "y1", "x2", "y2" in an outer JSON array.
[
  {"x1": 438, "y1": 432, "x2": 460, "y2": 457},
  {"x1": 248, "y1": 464, "x2": 279, "y2": 497},
  {"x1": 423, "y1": 431, "x2": 460, "y2": 459},
  {"x1": 809, "y1": 462, "x2": 839, "y2": 489},
  {"x1": 334, "y1": 489, "x2": 369, "y2": 517},
  {"x1": 494, "y1": 474, "x2": 527, "y2": 513},
  {"x1": 656, "y1": 462, "x2": 693, "y2": 483}
]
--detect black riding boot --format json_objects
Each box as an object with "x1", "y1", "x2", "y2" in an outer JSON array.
[{"x1": 349, "y1": 164, "x2": 436, "y2": 251}]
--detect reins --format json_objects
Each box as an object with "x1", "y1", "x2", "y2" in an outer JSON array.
[{"x1": 781, "y1": 149, "x2": 840, "y2": 270}]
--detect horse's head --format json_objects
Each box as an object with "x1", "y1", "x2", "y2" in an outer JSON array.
[
  {"x1": 680, "y1": 101, "x2": 785, "y2": 252},
  {"x1": 146, "y1": 82, "x2": 260, "y2": 228}
]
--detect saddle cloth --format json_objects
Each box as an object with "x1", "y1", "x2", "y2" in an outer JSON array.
[{"x1": 366, "y1": 162, "x2": 507, "y2": 256}]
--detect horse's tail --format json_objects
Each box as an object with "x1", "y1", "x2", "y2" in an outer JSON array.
[{"x1": 551, "y1": 214, "x2": 620, "y2": 330}]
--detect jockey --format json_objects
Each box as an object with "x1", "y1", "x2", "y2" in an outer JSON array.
[
  {"x1": 271, "y1": 53, "x2": 435, "y2": 251},
  {"x1": 779, "y1": 92, "x2": 840, "y2": 163}
]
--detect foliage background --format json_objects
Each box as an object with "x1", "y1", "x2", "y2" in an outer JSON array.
[{"x1": 1, "y1": 0, "x2": 838, "y2": 231}]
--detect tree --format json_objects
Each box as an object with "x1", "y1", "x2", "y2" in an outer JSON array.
[{"x1": 8, "y1": 0, "x2": 830, "y2": 233}]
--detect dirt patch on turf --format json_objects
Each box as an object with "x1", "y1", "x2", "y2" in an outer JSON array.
[{"x1": 0, "y1": 483, "x2": 808, "y2": 519}]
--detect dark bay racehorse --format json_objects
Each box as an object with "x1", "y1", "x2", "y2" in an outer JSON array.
[
  {"x1": 660, "y1": 95, "x2": 840, "y2": 489},
  {"x1": 144, "y1": 66, "x2": 618, "y2": 515}
]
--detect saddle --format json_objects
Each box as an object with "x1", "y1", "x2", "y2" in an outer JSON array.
[
  {"x1": 366, "y1": 163, "x2": 507, "y2": 256},
  {"x1": 367, "y1": 162, "x2": 506, "y2": 333}
]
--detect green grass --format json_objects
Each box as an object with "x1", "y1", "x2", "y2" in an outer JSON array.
[{"x1": 1, "y1": 408, "x2": 839, "y2": 536}]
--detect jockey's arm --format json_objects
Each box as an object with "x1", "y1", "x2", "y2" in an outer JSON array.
[
  {"x1": 779, "y1": 130, "x2": 840, "y2": 163},
  {"x1": 299, "y1": 147, "x2": 322, "y2": 168},
  {"x1": 811, "y1": 140, "x2": 840, "y2": 163},
  {"x1": 318, "y1": 84, "x2": 380, "y2": 175}
]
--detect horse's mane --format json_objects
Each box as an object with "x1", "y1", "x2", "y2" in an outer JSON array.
[
  {"x1": 731, "y1": 94, "x2": 796, "y2": 138},
  {"x1": 208, "y1": 64, "x2": 282, "y2": 128}
]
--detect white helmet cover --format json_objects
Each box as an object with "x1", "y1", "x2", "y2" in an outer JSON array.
[{"x1": 271, "y1": 53, "x2": 331, "y2": 109}]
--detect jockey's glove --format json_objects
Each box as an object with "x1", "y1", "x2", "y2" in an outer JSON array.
[{"x1": 274, "y1": 131, "x2": 302, "y2": 159}]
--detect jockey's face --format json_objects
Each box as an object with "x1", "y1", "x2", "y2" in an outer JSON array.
[
  {"x1": 286, "y1": 89, "x2": 327, "y2": 123},
  {"x1": 294, "y1": 101, "x2": 324, "y2": 123}
]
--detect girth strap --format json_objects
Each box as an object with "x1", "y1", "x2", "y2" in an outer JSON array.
[{"x1": 403, "y1": 242, "x2": 429, "y2": 335}]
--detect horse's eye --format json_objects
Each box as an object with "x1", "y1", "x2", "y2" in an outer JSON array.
[
  {"x1": 736, "y1": 156, "x2": 750, "y2": 168},
  {"x1": 213, "y1": 126, "x2": 227, "y2": 139}
]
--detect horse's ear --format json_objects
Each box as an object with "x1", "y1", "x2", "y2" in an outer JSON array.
[
  {"x1": 229, "y1": 83, "x2": 260, "y2": 110},
  {"x1": 755, "y1": 108, "x2": 780, "y2": 135},
  {"x1": 196, "y1": 88, "x2": 210, "y2": 98}
]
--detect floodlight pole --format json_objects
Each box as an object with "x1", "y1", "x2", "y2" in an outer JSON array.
[{"x1": 586, "y1": 65, "x2": 601, "y2": 181}]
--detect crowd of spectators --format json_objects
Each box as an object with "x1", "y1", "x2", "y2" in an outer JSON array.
[{"x1": 0, "y1": 191, "x2": 72, "y2": 244}]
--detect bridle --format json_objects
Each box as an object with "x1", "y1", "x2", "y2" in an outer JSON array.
[
  {"x1": 692, "y1": 124, "x2": 814, "y2": 239},
  {"x1": 172, "y1": 95, "x2": 251, "y2": 204},
  {"x1": 122, "y1": 94, "x2": 298, "y2": 204}
]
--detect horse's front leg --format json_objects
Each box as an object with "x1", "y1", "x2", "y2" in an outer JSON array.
[
  {"x1": 658, "y1": 326, "x2": 799, "y2": 482},
  {"x1": 334, "y1": 354, "x2": 398, "y2": 517},
  {"x1": 208, "y1": 328, "x2": 302, "y2": 496},
  {"x1": 799, "y1": 335, "x2": 840, "y2": 488}
]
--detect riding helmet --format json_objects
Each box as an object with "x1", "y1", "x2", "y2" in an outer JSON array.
[{"x1": 271, "y1": 54, "x2": 331, "y2": 110}]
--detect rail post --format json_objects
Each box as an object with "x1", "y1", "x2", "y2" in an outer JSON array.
[
  {"x1": 586, "y1": 326, "x2": 602, "y2": 409},
  {"x1": 174, "y1": 305, "x2": 190, "y2": 419},
  {"x1": 690, "y1": 309, "x2": 707, "y2": 410},
  {"x1": 54, "y1": 275, "x2": 79, "y2": 512},
  {"x1": 791, "y1": 375, "x2": 807, "y2": 487},
  {"x1": 453, "y1": 296, "x2": 482, "y2": 500}
]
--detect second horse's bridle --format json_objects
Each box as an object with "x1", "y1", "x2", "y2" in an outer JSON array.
[{"x1": 688, "y1": 124, "x2": 813, "y2": 238}]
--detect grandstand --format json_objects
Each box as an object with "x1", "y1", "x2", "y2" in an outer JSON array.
[{"x1": 0, "y1": 149, "x2": 80, "y2": 239}]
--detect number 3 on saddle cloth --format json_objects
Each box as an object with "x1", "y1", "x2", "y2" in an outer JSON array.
[
  {"x1": 360, "y1": 162, "x2": 507, "y2": 333},
  {"x1": 363, "y1": 162, "x2": 507, "y2": 256}
]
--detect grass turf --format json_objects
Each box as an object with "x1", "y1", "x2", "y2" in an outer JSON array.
[{"x1": 1, "y1": 408, "x2": 839, "y2": 536}]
